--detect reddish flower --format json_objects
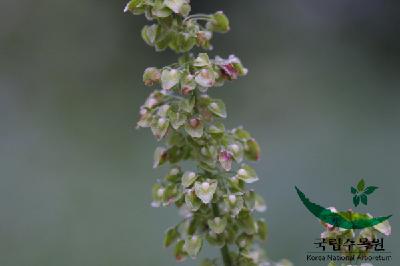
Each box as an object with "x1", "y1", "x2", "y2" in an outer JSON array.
[{"x1": 219, "y1": 149, "x2": 233, "y2": 171}]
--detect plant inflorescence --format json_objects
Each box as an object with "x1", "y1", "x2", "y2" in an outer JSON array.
[{"x1": 125, "y1": 1, "x2": 290, "y2": 265}]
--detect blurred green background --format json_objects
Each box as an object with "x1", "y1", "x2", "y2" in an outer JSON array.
[{"x1": 0, "y1": 1, "x2": 399, "y2": 265}]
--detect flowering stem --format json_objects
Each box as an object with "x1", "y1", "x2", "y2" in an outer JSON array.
[
  {"x1": 128, "y1": 2, "x2": 269, "y2": 264},
  {"x1": 220, "y1": 245, "x2": 232, "y2": 266},
  {"x1": 212, "y1": 202, "x2": 232, "y2": 266}
]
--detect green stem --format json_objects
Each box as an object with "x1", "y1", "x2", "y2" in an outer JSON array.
[
  {"x1": 220, "y1": 245, "x2": 232, "y2": 266},
  {"x1": 212, "y1": 203, "x2": 232, "y2": 266},
  {"x1": 183, "y1": 14, "x2": 212, "y2": 23}
]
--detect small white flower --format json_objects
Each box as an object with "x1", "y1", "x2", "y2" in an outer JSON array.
[
  {"x1": 193, "y1": 53, "x2": 211, "y2": 67},
  {"x1": 161, "y1": 68, "x2": 180, "y2": 90},
  {"x1": 236, "y1": 165, "x2": 259, "y2": 183},
  {"x1": 139, "y1": 108, "x2": 147, "y2": 116},
  {"x1": 195, "y1": 69, "x2": 215, "y2": 88},
  {"x1": 188, "y1": 172, "x2": 195, "y2": 178},
  {"x1": 238, "y1": 168, "x2": 247, "y2": 177},
  {"x1": 158, "y1": 117, "x2": 167, "y2": 126},
  {"x1": 201, "y1": 182, "x2": 210, "y2": 190},
  {"x1": 194, "y1": 180, "x2": 217, "y2": 204},
  {"x1": 146, "y1": 98, "x2": 158, "y2": 108},
  {"x1": 228, "y1": 194, "x2": 237, "y2": 204},
  {"x1": 164, "y1": 0, "x2": 187, "y2": 14},
  {"x1": 169, "y1": 168, "x2": 179, "y2": 176},
  {"x1": 207, "y1": 216, "x2": 227, "y2": 234},
  {"x1": 210, "y1": 102, "x2": 218, "y2": 110},
  {"x1": 157, "y1": 188, "x2": 165, "y2": 197},
  {"x1": 182, "y1": 171, "x2": 197, "y2": 188},
  {"x1": 229, "y1": 144, "x2": 240, "y2": 153}
]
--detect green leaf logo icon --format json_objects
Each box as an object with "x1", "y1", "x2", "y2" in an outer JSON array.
[
  {"x1": 364, "y1": 186, "x2": 378, "y2": 195},
  {"x1": 357, "y1": 179, "x2": 365, "y2": 192},
  {"x1": 353, "y1": 195, "x2": 360, "y2": 207},
  {"x1": 351, "y1": 179, "x2": 378, "y2": 207}
]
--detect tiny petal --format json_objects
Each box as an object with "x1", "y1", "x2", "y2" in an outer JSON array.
[
  {"x1": 218, "y1": 150, "x2": 233, "y2": 171},
  {"x1": 165, "y1": 0, "x2": 187, "y2": 14},
  {"x1": 182, "y1": 171, "x2": 197, "y2": 188},
  {"x1": 194, "y1": 179, "x2": 217, "y2": 204},
  {"x1": 195, "y1": 69, "x2": 215, "y2": 88},
  {"x1": 161, "y1": 69, "x2": 181, "y2": 90},
  {"x1": 374, "y1": 220, "x2": 391, "y2": 236},
  {"x1": 183, "y1": 235, "x2": 203, "y2": 258},
  {"x1": 201, "y1": 181, "x2": 210, "y2": 190},
  {"x1": 228, "y1": 194, "x2": 236, "y2": 204},
  {"x1": 185, "y1": 118, "x2": 204, "y2": 138},
  {"x1": 153, "y1": 147, "x2": 167, "y2": 168},
  {"x1": 143, "y1": 67, "x2": 161, "y2": 86},
  {"x1": 193, "y1": 53, "x2": 211, "y2": 67},
  {"x1": 236, "y1": 164, "x2": 259, "y2": 183},
  {"x1": 196, "y1": 31, "x2": 212, "y2": 46},
  {"x1": 208, "y1": 216, "x2": 227, "y2": 234}
]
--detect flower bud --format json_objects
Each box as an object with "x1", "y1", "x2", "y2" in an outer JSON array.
[
  {"x1": 196, "y1": 31, "x2": 212, "y2": 47},
  {"x1": 184, "y1": 234, "x2": 203, "y2": 258},
  {"x1": 201, "y1": 182, "x2": 210, "y2": 190},
  {"x1": 182, "y1": 86, "x2": 193, "y2": 95},
  {"x1": 245, "y1": 138, "x2": 261, "y2": 161},
  {"x1": 194, "y1": 180, "x2": 217, "y2": 204},
  {"x1": 146, "y1": 98, "x2": 158, "y2": 109},
  {"x1": 221, "y1": 63, "x2": 238, "y2": 80},
  {"x1": 139, "y1": 108, "x2": 147, "y2": 116},
  {"x1": 215, "y1": 55, "x2": 248, "y2": 80},
  {"x1": 143, "y1": 67, "x2": 161, "y2": 86},
  {"x1": 228, "y1": 194, "x2": 236, "y2": 204},
  {"x1": 207, "y1": 216, "x2": 227, "y2": 234},
  {"x1": 209, "y1": 102, "x2": 218, "y2": 110},
  {"x1": 137, "y1": 108, "x2": 152, "y2": 128},
  {"x1": 236, "y1": 164, "x2": 259, "y2": 183},
  {"x1": 169, "y1": 168, "x2": 179, "y2": 176},
  {"x1": 219, "y1": 150, "x2": 233, "y2": 171},
  {"x1": 229, "y1": 144, "x2": 240, "y2": 153},
  {"x1": 207, "y1": 99, "x2": 227, "y2": 118},
  {"x1": 208, "y1": 11, "x2": 230, "y2": 33},
  {"x1": 158, "y1": 117, "x2": 167, "y2": 126},
  {"x1": 238, "y1": 168, "x2": 247, "y2": 177},
  {"x1": 180, "y1": 74, "x2": 196, "y2": 95},
  {"x1": 157, "y1": 188, "x2": 165, "y2": 197},
  {"x1": 195, "y1": 69, "x2": 215, "y2": 88},
  {"x1": 189, "y1": 118, "x2": 200, "y2": 128},
  {"x1": 185, "y1": 118, "x2": 204, "y2": 138}
]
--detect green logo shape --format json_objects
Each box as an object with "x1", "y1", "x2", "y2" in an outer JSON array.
[
  {"x1": 295, "y1": 186, "x2": 392, "y2": 229},
  {"x1": 351, "y1": 178, "x2": 378, "y2": 207}
]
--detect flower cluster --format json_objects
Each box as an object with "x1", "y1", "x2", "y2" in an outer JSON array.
[
  {"x1": 140, "y1": 54, "x2": 266, "y2": 263},
  {"x1": 126, "y1": 1, "x2": 282, "y2": 265},
  {"x1": 125, "y1": 0, "x2": 229, "y2": 52},
  {"x1": 138, "y1": 53, "x2": 248, "y2": 142}
]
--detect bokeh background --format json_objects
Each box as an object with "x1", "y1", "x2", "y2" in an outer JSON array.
[{"x1": 0, "y1": 0, "x2": 399, "y2": 265}]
